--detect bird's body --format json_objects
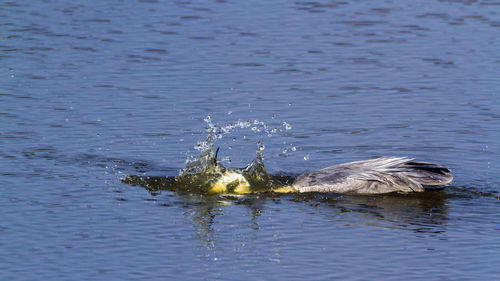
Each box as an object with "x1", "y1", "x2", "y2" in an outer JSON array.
[{"x1": 292, "y1": 157, "x2": 452, "y2": 194}]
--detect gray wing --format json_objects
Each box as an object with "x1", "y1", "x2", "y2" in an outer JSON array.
[{"x1": 293, "y1": 157, "x2": 453, "y2": 194}]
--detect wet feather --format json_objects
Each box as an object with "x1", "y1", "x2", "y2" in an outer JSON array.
[{"x1": 293, "y1": 157, "x2": 453, "y2": 194}]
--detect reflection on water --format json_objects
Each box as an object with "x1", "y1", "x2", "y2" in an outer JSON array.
[
  {"x1": 123, "y1": 173, "x2": 453, "y2": 240},
  {"x1": 331, "y1": 192, "x2": 449, "y2": 233}
]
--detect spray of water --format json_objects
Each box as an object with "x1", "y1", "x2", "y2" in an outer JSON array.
[{"x1": 175, "y1": 116, "x2": 296, "y2": 193}]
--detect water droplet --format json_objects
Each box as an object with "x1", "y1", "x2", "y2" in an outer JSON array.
[{"x1": 304, "y1": 154, "x2": 309, "y2": 160}]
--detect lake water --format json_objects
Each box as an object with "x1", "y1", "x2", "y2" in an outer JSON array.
[{"x1": 1, "y1": 0, "x2": 500, "y2": 279}]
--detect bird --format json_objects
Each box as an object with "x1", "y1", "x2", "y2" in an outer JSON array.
[{"x1": 292, "y1": 157, "x2": 453, "y2": 194}]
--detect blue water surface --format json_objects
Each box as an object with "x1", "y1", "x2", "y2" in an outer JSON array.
[{"x1": 1, "y1": 0, "x2": 499, "y2": 280}]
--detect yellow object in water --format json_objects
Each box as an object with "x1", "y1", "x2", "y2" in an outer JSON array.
[
  {"x1": 209, "y1": 170, "x2": 251, "y2": 194},
  {"x1": 208, "y1": 170, "x2": 297, "y2": 194},
  {"x1": 272, "y1": 185, "x2": 296, "y2": 193}
]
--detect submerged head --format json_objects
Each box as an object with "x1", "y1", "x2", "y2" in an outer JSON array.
[
  {"x1": 203, "y1": 147, "x2": 296, "y2": 194},
  {"x1": 208, "y1": 169, "x2": 297, "y2": 194},
  {"x1": 209, "y1": 170, "x2": 251, "y2": 194}
]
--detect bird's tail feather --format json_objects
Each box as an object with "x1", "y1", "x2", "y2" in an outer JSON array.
[{"x1": 402, "y1": 161, "x2": 453, "y2": 187}]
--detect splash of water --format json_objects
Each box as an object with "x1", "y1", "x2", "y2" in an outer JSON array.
[{"x1": 176, "y1": 116, "x2": 296, "y2": 193}]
